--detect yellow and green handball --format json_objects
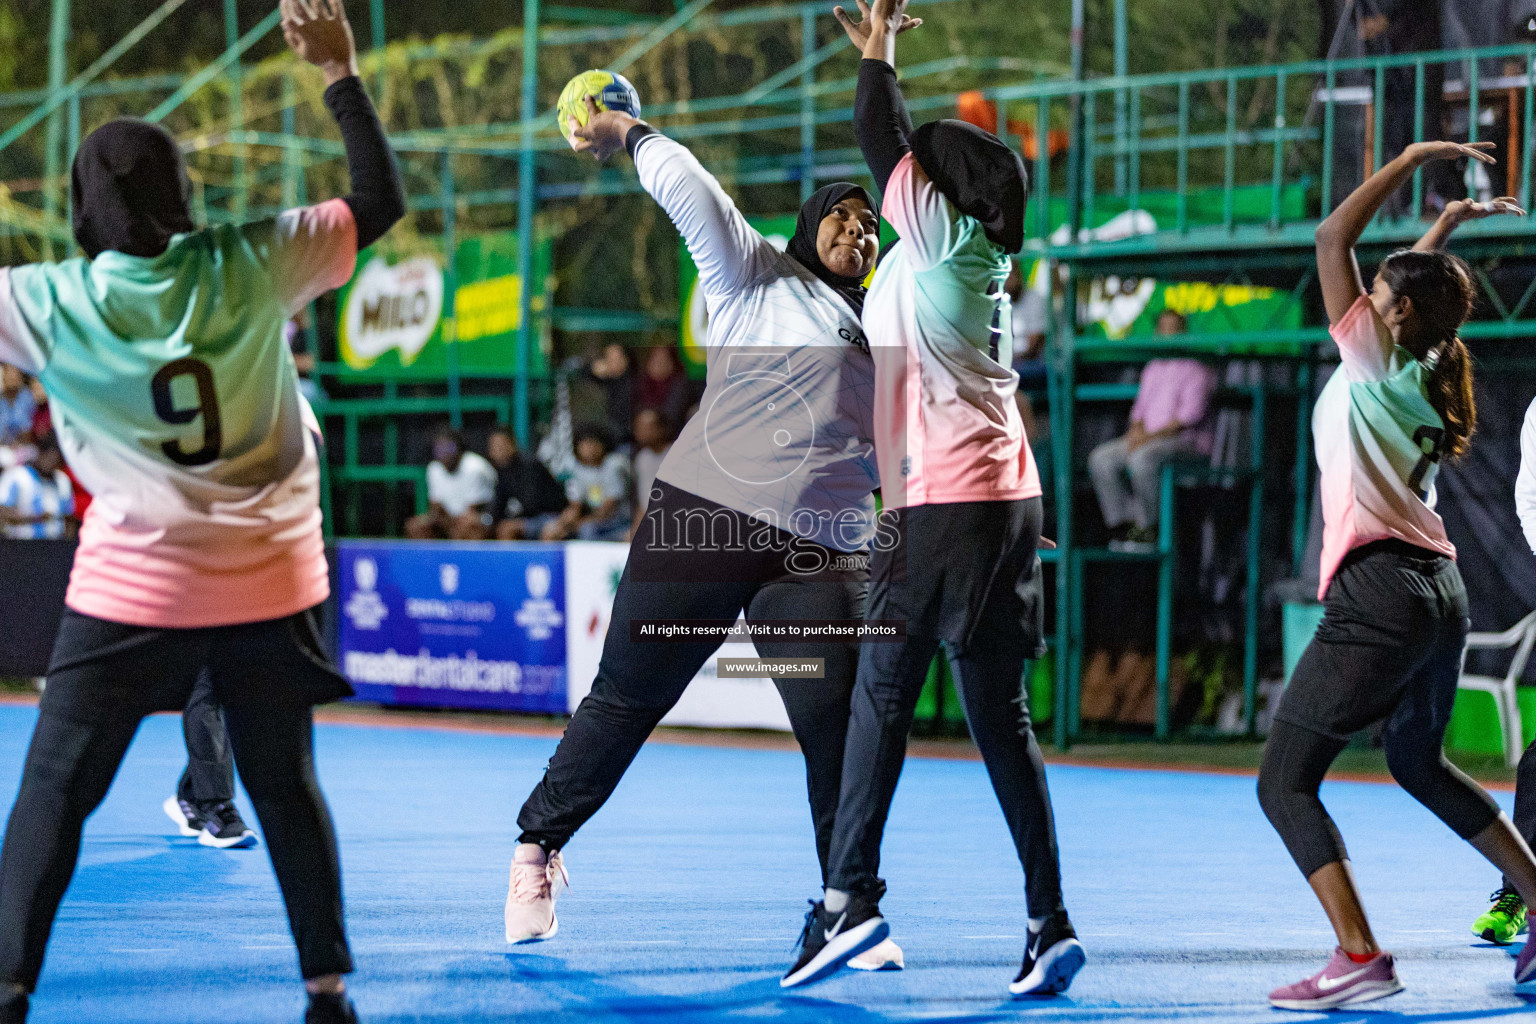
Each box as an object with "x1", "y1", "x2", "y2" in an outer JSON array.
[{"x1": 557, "y1": 69, "x2": 643, "y2": 143}]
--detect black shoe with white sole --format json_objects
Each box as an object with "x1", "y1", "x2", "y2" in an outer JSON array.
[
  {"x1": 780, "y1": 895, "x2": 889, "y2": 989},
  {"x1": 196, "y1": 801, "x2": 258, "y2": 850},
  {"x1": 1009, "y1": 911, "x2": 1085, "y2": 997}
]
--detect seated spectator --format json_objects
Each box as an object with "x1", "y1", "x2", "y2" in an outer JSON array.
[
  {"x1": 28, "y1": 375, "x2": 49, "y2": 440},
  {"x1": 287, "y1": 313, "x2": 327, "y2": 407},
  {"x1": 404, "y1": 426, "x2": 498, "y2": 540},
  {"x1": 634, "y1": 345, "x2": 690, "y2": 432},
  {"x1": 543, "y1": 423, "x2": 631, "y2": 543},
  {"x1": 484, "y1": 425, "x2": 567, "y2": 540},
  {"x1": 1006, "y1": 259, "x2": 1048, "y2": 390},
  {"x1": 630, "y1": 407, "x2": 674, "y2": 536},
  {"x1": 568, "y1": 341, "x2": 632, "y2": 448},
  {"x1": 0, "y1": 365, "x2": 37, "y2": 447},
  {"x1": 1086, "y1": 311, "x2": 1218, "y2": 551},
  {"x1": 0, "y1": 433, "x2": 75, "y2": 540}
]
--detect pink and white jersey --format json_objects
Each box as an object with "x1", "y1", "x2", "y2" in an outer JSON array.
[
  {"x1": 0, "y1": 200, "x2": 357, "y2": 628},
  {"x1": 1314, "y1": 296, "x2": 1456, "y2": 599},
  {"x1": 863, "y1": 153, "x2": 1040, "y2": 508}
]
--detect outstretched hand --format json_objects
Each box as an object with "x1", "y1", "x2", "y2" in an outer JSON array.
[
  {"x1": 1404, "y1": 140, "x2": 1497, "y2": 167},
  {"x1": 568, "y1": 96, "x2": 641, "y2": 163},
  {"x1": 833, "y1": 0, "x2": 922, "y2": 53},
  {"x1": 1446, "y1": 196, "x2": 1528, "y2": 223},
  {"x1": 281, "y1": 0, "x2": 359, "y2": 86}
]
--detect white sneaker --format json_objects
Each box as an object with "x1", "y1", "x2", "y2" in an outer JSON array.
[
  {"x1": 849, "y1": 937, "x2": 905, "y2": 971},
  {"x1": 162, "y1": 795, "x2": 199, "y2": 837},
  {"x1": 505, "y1": 850, "x2": 567, "y2": 944}
]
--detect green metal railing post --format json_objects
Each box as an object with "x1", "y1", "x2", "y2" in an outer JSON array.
[
  {"x1": 1128, "y1": 88, "x2": 1141, "y2": 216},
  {"x1": 43, "y1": 0, "x2": 71, "y2": 261},
  {"x1": 1176, "y1": 79, "x2": 1189, "y2": 234},
  {"x1": 1113, "y1": 0, "x2": 1128, "y2": 194},
  {"x1": 1155, "y1": 465, "x2": 1175, "y2": 740},
  {"x1": 1082, "y1": 91, "x2": 1096, "y2": 230},
  {"x1": 1270, "y1": 69, "x2": 1286, "y2": 229},
  {"x1": 224, "y1": 0, "x2": 247, "y2": 221},
  {"x1": 65, "y1": 94, "x2": 80, "y2": 256},
  {"x1": 800, "y1": 8, "x2": 817, "y2": 204},
  {"x1": 281, "y1": 77, "x2": 299, "y2": 208},
  {"x1": 1035, "y1": 97, "x2": 1051, "y2": 240},
  {"x1": 1244, "y1": 387, "x2": 1267, "y2": 734},
  {"x1": 1524, "y1": 49, "x2": 1535, "y2": 211},
  {"x1": 1411, "y1": 60, "x2": 1425, "y2": 219},
  {"x1": 1321, "y1": 65, "x2": 1335, "y2": 216},
  {"x1": 1291, "y1": 358, "x2": 1314, "y2": 576},
  {"x1": 442, "y1": 150, "x2": 462, "y2": 429},
  {"x1": 371, "y1": 0, "x2": 387, "y2": 97},
  {"x1": 1223, "y1": 74, "x2": 1237, "y2": 232},
  {"x1": 514, "y1": 0, "x2": 542, "y2": 447},
  {"x1": 1051, "y1": 263, "x2": 1078, "y2": 750}
]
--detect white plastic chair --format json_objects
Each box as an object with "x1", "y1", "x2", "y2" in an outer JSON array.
[{"x1": 1459, "y1": 610, "x2": 1536, "y2": 766}]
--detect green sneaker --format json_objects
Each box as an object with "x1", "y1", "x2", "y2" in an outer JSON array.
[{"x1": 1472, "y1": 888, "x2": 1528, "y2": 945}]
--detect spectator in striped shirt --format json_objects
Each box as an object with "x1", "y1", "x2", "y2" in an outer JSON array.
[{"x1": 0, "y1": 433, "x2": 75, "y2": 540}]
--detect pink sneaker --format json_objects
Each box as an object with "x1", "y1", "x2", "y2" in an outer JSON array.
[
  {"x1": 1268, "y1": 948, "x2": 1403, "y2": 1011},
  {"x1": 504, "y1": 850, "x2": 568, "y2": 944},
  {"x1": 1517, "y1": 936, "x2": 1536, "y2": 984}
]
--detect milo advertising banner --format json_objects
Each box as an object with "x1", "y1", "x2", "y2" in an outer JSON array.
[
  {"x1": 338, "y1": 231, "x2": 554, "y2": 378},
  {"x1": 680, "y1": 184, "x2": 1309, "y2": 360}
]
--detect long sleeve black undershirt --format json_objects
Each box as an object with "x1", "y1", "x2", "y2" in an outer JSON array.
[
  {"x1": 322, "y1": 76, "x2": 405, "y2": 250},
  {"x1": 855, "y1": 59, "x2": 915, "y2": 198}
]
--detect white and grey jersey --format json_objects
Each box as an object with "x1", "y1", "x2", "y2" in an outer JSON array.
[{"x1": 632, "y1": 133, "x2": 878, "y2": 553}]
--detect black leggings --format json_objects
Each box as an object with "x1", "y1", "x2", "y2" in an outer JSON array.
[
  {"x1": 518, "y1": 482, "x2": 868, "y2": 881},
  {"x1": 825, "y1": 498, "x2": 1063, "y2": 918},
  {"x1": 0, "y1": 609, "x2": 354, "y2": 991},
  {"x1": 1258, "y1": 541, "x2": 1501, "y2": 878}
]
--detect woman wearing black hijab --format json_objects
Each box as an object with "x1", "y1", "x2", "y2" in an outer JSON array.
[
  {"x1": 782, "y1": 0, "x2": 1083, "y2": 996},
  {"x1": 0, "y1": 1, "x2": 401, "y2": 1021},
  {"x1": 504, "y1": 96, "x2": 897, "y2": 965}
]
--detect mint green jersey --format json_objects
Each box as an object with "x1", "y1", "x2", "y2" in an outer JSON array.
[
  {"x1": 1314, "y1": 296, "x2": 1456, "y2": 599},
  {"x1": 0, "y1": 199, "x2": 358, "y2": 627}
]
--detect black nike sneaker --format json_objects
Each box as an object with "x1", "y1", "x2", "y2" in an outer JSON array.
[
  {"x1": 196, "y1": 801, "x2": 258, "y2": 850},
  {"x1": 1009, "y1": 910, "x2": 1085, "y2": 996},
  {"x1": 305, "y1": 992, "x2": 359, "y2": 1023},
  {"x1": 780, "y1": 895, "x2": 889, "y2": 989}
]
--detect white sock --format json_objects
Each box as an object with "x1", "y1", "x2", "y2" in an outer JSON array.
[
  {"x1": 513, "y1": 842, "x2": 548, "y2": 866},
  {"x1": 824, "y1": 887, "x2": 849, "y2": 913},
  {"x1": 1028, "y1": 916, "x2": 1048, "y2": 933}
]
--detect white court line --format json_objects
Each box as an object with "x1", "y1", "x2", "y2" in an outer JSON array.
[
  {"x1": 108, "y1": 948, "x2": 173, "y2": 954},
  {"x1": 961, "y1": 934, "x2": 1022, "y2": 940},
  {"x1": 240, "y1": 945, "x2": 290, "y2": 950}
]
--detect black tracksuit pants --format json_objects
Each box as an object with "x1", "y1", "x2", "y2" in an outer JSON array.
[
  {"x1": 0, "y1": 608, "x2": 354, "y2": 991},
  {"x1": 518, "y1": 482, "x2": 867, "y2": 881},
  {"x1": 824, "y1": 497, "x2": 1065, "y2": 919},
  {"x1": 178, "y1": 670, "x2": 235, "y2": 806}
]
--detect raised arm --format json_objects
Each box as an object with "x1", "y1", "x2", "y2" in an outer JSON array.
[
  {"x1": 1414, "y1": 196, "x2": 1527, "y2": 252},
  {"x1": 282, "y1": 0, "x2": 405, "y2": 250},
  {"x1": 1315, "y1": 140, "x2": 1494, "y2": 325},
  {"x1": 569, "y1": 98, "x2": 770, "y2": 298},
  {"x1": 837, "y1": 0, "x2": 922, "y2": 196}
]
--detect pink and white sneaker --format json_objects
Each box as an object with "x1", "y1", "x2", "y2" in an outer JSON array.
[
  {"x1": 1517, "y1": 935, "x2": 1536, "y2": 984},
  {"x1": 504, "y1": 849, "x2": 568, "y2": 944},
  {"x1": 1269, "y1": 948, "x2": 1403, "y2": 1010}
]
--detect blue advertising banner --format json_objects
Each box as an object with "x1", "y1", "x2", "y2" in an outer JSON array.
[{"x1": 337, "y1": 540, "x2": 567, "y2": 713}]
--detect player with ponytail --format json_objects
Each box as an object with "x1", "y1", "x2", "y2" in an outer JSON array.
[{"x1": 1256, "y1": 142, "x2": 1536, "y2": 1010}]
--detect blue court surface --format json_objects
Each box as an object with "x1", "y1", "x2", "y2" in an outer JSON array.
[{"x1": 3, "y1": 701, "x2": 1532, "y2": 1023}]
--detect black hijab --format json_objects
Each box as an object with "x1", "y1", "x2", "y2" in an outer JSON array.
[
  {"x1": 71, "y1": 118, "x2": 195, "y2": 259},
  {"x1": 785, "y1": 182, "x2": 876, "y2": 315},
  {"x1": 910, "y1": 119, "x2": 1028, "y2": 255}
]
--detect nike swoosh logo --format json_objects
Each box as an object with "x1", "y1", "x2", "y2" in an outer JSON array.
[
  {"x1": 1315, "y1": 965, "x2": 1373, "y2": 992},
  {"x1": 823, "y1": 912, "x2": 848, "y2": 943},
  {"x1": 1027, "y1": 933, "x2": 1042, "y2": 960}
]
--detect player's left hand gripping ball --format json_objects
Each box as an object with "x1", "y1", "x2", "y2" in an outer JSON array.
[{"x1": 558, "y1": 69, "x2": 642, "y2": 145}]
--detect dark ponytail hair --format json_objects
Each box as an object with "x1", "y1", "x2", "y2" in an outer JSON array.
[{"x1": 1379, "y1": 248, "x2": 1477, "y2": 459}]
